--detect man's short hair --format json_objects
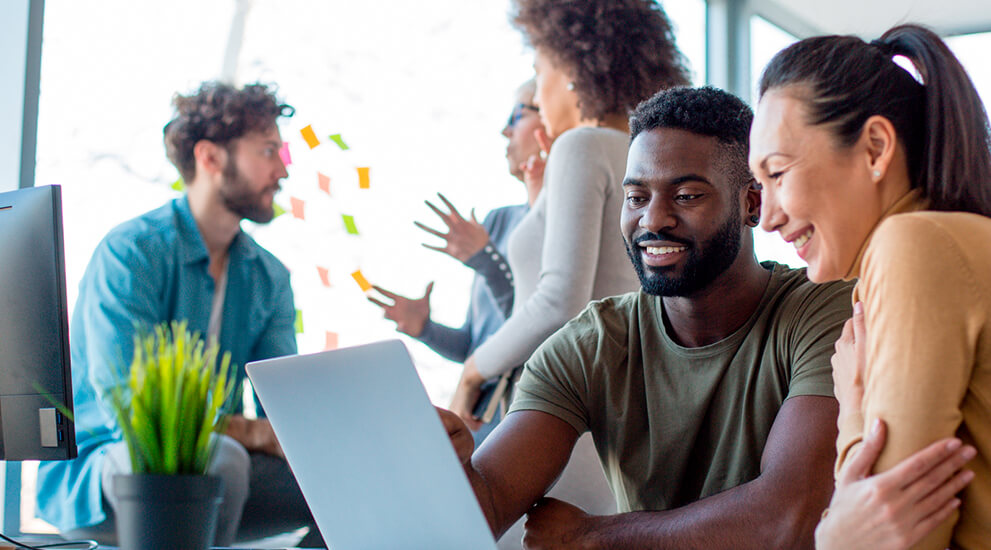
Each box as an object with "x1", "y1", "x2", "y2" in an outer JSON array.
[
  {"x1": 629, "y1": 86, "x2": 754, "y2": 187},
  {"x1": 163, "y1": 82, "x2": 294, "y2": 183}
]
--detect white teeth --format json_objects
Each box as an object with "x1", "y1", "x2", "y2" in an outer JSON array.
[
  {"x1": 792, "y1": 229, "x2": 814, "y2": 249},
  {"x1": 645, "y1": 246, "x2": 687, "y2": 255}
]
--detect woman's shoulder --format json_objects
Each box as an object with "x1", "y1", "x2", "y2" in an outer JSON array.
[
  {"x1": 867, "y1": 210, "x2": 991, "y2": 281},
  {"x1": 551, "y1": 126, "x2": 628, "y2": 154}
]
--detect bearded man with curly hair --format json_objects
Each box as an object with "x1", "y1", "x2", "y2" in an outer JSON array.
[{"x1": 37, "y1": 82, "x2": 324, "y2": 548}]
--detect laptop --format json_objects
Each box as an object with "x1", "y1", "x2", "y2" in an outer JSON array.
[{"x1": 245, "y1": 340, "x2": 498, "y2": 550}]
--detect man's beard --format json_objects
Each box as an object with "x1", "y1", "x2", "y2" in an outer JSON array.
[
  {"x1": 625, "y1": 211, "x2": 743, "y2": 297},
  {"x1": 219, "y1": 159, "x2": 277, "y2": 224}
]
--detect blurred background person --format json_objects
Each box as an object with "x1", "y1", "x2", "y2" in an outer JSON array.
[{"x1": 369, "y1": 78, "x2": 547, "y2": 443}]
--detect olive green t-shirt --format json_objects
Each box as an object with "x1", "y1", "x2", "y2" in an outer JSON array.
[{"x1": 509, "y1": 262, "x2": 852, "y2": 512}]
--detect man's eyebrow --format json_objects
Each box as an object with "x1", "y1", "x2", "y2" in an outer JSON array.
[
  {"x1": 622, "y1": 178, "x2": 646, "y2": 187},
  {"x1": 668, "y1": 174, "x2": 712, "y2": 186}
]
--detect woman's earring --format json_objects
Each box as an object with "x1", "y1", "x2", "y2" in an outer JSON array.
[
  {"x1": 566, "y1": 82, "x2": 575, "y2": 91},
  {"x1": 872, "y1": 169, "x2": 882, "y2": 180}
]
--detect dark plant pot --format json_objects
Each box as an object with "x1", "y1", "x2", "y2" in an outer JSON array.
[{"x1": 112, "y1": 474, "x2": 223, "y2": 550}]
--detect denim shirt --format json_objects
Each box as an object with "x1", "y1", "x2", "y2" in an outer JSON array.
[{"x1": 36, "y1": 197, "x2": 296, "y2": 532}]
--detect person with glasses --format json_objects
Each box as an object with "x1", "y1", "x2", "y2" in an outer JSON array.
[{"x1": 368, "y1": 79, "x2": 547, "y2": 443}]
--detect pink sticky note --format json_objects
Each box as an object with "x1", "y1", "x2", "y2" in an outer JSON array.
[
  {"x1": 290, "y1": 196, "x2": 305, "y2": 220},
  {"x1": 324, "y1": 331, "x2": 339, "y2": 350},
  {"x1": 318, "y1": 172, "x2": 331, "y2": 195},
  {"x1": 317, "y1": 266, "x2": 331, "y2": 287},
  {"x1": 279, "y1": 142, "x2": 292, "y2": 166}
]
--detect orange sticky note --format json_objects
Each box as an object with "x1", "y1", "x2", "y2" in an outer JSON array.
[
  {"x1": 324, "y1": 331, "x2": 339, "y2": 350},
  {"x1": 317, "y1": 172, "x2": 331, "y2": 195},
  {"x1": 290, "y1": 196, "x2": 305, "y2": 220},
  {"x1": 300, "y1": 125, "x2": 320, "y2": 149},
  {"x1": 351, "y1": 270, "x2": 372, "y2": 292},
  {"x1": 357, "y1": 167, "x2": 370, "y2": 189},
  {"x1": 317, "y1": 266, "x2": 331, "y2": 287}
]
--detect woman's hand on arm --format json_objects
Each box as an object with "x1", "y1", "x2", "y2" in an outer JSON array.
[
  {"x1": 831, "y1": 301, "x2": 867, "y2": 430},
  {"x1": 816, "y1": 419, "x2": 975, "y2": 550}
]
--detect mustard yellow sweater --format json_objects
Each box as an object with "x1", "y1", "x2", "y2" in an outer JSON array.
[{"x1": 837, "y1": 190, "x2": 991, "y2": 550}]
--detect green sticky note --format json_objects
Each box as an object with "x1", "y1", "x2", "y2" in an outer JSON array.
[
  {"x1": 170, "y1": 178, "x2": 183, "y2": 191},
  {"x1": 342, "y1": 214, "x2": 359, "y2": 235},
  {"x1": 273, "y1": 203, "x2": 287, "y2": 219},
  {"x1": 294, "y1": 309, "x2": 304, "y2": 334},
  {"x1": 329, "y1": 134, "x2": 350, "y2": 151}
]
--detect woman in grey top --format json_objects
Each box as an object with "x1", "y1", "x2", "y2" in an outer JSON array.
[{"x1": 450, "y1": 0, "x2": 692, "y2": 426}]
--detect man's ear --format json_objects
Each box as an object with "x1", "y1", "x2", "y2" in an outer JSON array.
[
  {"x1": 744, "y1": 179, "x2": 762, "y2": 226},
  {"x1": 192, "y1": 140, "x2": 227, "y2": 179}
]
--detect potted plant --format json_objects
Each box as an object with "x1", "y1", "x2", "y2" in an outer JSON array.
[{"x1": 107, "y1": 321, "x2": 237, "y2": 550}]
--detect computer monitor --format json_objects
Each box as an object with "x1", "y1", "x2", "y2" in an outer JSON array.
[{"x1": 0, "y1": 184, "x2": 76, "y2": 460}]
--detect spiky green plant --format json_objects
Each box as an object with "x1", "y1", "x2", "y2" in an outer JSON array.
[{"x1": 106, "y1": 321, "x2": 237, "y2": 475}]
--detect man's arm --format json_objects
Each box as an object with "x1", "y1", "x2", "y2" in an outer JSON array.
[
  {"x1": 523, "y1": 396, "x2": 838, "y2": 550},
  {"x1": 442, "y1": 408, "x2": 581, "y2": 538}
]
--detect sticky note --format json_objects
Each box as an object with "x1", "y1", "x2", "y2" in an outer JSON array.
[
  {"x1": 317, "y1": 266, "x2": 331, "y2": 287},
  {"x1": 300, "y1": 125, "x2": 320, "y2": 149},
  {"x1": 273, "y1": 203, "x2": 287, "y2": 219},
  {"x1": 357, "y1": 167, "x2": 370, "y2": 189},
  {"x1": 279, "y1": 142, "x2": 292, "y2": 166},
  {"x1": 294, "y1": 309, "x2": 304, "y2": 334},
  {"x1": 324, "y1": 331, "x2": 339, "y2": 350},
  {"x1": 328, "y1": 134, "x2": 349, "y2": 150},
  {"x1": 342, "y1": 214, "x2": 359, "y2": 235},
  {"x1": 317, "y1": 172, "x2": 331, "y2": 195},
  {"x1": 290, "y1": 196, "x2": 305, "y2": 220},
  {"x1": 170, "y1": 178, "x2": 184, "y2": 191},
  {"x1": 351, "y1": 270, "x2": 372, "y2": 292}
]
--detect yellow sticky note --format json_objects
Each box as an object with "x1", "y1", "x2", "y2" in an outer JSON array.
[
  {"x1": 357, "y1": 167, "x2": 370, "y2": 189},
  {"x1": 300, "y1": 125, "x2": 320, "y2": 149},
  {"x1": 170, "y1": 178, "x2": 184, "y2": 191},
  {"x1": 273, "y1": 203, "x2": 287, "y2": 219},
  {"x1": 294, "y1": 309, "x2": 304, "y2": 334},
  {"x1": 351, "y1": 270, "x2": 372, "y2": 292}
]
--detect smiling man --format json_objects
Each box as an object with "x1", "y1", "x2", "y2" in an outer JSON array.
[
  {"x1": 36, "y1": 82, "x2": 323, "y2": 547},
  {"x1": 441, "y1": 86, "x2": 854, "y2": 549}
]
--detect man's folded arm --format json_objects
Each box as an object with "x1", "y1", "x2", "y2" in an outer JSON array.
[{"x1": 543, "y1": 395, "x2": 837, "y2": 549}]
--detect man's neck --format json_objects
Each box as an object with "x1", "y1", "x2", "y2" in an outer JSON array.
[
  {"x1": 660, "y1": 253, "x2": 772, "y2": 348},
  {"x1": 186, "y1": 181, "x2": 241, "y2": 280}
]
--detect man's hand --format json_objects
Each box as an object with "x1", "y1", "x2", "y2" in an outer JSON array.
[
  {"x1": 523, "y1": 498, "x2": 596, "y2": 550},
  {"x1": 815, "y1": 419, "x2": 976, "y2": 550},
  {"x1": 449, "y1": 356, "x2": 485, "y2": 431},
  {"x1": 436, "y1": 406, "x2": 474, "y2": 465},
  {"x1": 831, "y1": 301, "x2": 867, "y2": 428},
  {"x1": 415, "y1": 193, "x2": 491, "y2": 263},
  {"x1": 367, "y1": 283, "x2": 433, "y2": 337},
  {"x1": 224, "y1": 415, "x2": 284, "y2": 458}
]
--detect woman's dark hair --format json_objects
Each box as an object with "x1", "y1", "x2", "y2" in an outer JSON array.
[
  {"x1": 512, "y1": 0, "x2": 691, "y2": 121},
  {"x1": 163, "y1": 81, "x2": 294, "y2": 183},
  {"x1": 758, "y1": 24, "x2": 991, "y2": 216}
]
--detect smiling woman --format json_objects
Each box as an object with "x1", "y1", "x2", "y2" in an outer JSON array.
[{"x1": 752, "y1": 24, "x2": 991, "y2": 550}]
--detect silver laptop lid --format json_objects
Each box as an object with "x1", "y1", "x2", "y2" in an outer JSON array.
[{"x1": 246, "y1": 340, "x2": 497, "y2": 550}]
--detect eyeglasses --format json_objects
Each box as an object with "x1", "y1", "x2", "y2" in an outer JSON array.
[{"x1": 506, "y1": 103, "x2": 539, "y2": 129}]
